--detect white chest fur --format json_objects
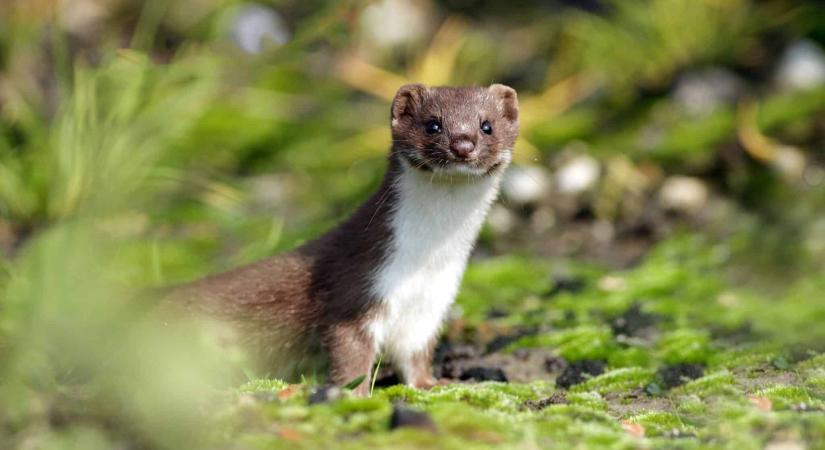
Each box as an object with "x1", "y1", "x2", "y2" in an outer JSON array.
[{"x1": 367, "y1": 167, "x2": 501, "y2": 367}]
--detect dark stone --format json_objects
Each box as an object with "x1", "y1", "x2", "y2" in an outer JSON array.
[
  {"x1": 389, "y1": 404, "x2": 437, "y2": 433},
  {"x1": 544, "y1": 275, "x2": 586, "y2": 298},
  {"x1": 658, "y1": 363, "x2": 704, "y2": 389},
  {"x1": 372, "y1": 371, "x2": 402, "y2": 388},
  {"x1": 513, "y1": 348, "x2": 531, "y2": 360},
  {"x1": 611, "y1": 302, "x2": 659, "y2": 337},
  {"x1": 709, "y1": 322, "x2": 755, "y2": 342},
  {"x1": 485, "y1": 334, "x2": 521, "y2": 354},
  {"x1": 486, "y1": 307, "x2": 509, "y2": 319},
  {"x1": 555, "y1": 360, "x2": 605, "y2": 389},
  {"x1": 433, "y1": 342, "x2": 479, "y2": 365},
  {"x1": 459, "y1": 366, "x2": 508, "y2": 382},
  {"x1": 433, "y1": 341, "x2": 480, "y2": 379},
  {"x1": 543, "y1": 356, "x2": 568, "y2": 373},
  {"x1": 484, "y1": 328, "x2": 538, "y2": 354},
  {"x1": 308, "y1": 386, "x2": 341, "y2": 404}
]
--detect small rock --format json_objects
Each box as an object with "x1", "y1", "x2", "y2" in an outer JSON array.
[
  {"x1": 308, "y1": 385, "x2": 341, "y2": 404},
  {"x1": 513, "y1": 348, "x2": 531, "y2": 360},
  {"x1": 775, "y1": 39, "x2": 825, "y2": 91},
  {"x1": 803, "y1": 165, "x2": 824, "y2": 187},
  {"x1": 487, "y1": 203, "x2": 517, "y2": 234},
  {"x1": 658, "y1": 176, "x2": 709, "y2": 215},
  {"x1": 764, "y1": 440, "x2": 806, "y2": 450},
  {"x1": 543, "y1": 356, "x2": 568, "y2": 373},
  {"x1": 657, "y1": 363, "x2": 704, "y2": 389},
  {"x1": 434, "y1": 342, "x2": 479, "y2": 364},
  {"x1": 556, "y1": 154, "x2": 600, "y2": 195},
  {"x1": 501, "y1": 165, "x2": 552, "y2": 205},
  {"x1": 591, "y1": 220, "x2": 615, "y2": 244},
  {"x1": 523, "y1": 391, "x2": 568, "y2": 411},
  {"x1": 530, "y1": 206, "x2": 556, "y2": 234},
  {"x1": 673, "y1": 67, "x2": 742, "y2": 116},
  {"x1": 433, "y1": 342, "x2": 479, "y2": 379},
  {"x1": 231, "y1": 4, "x2": 290, "y2": 54},
  {"x1": 663, "y1": 428, "x2": 693, "y2": 439},
  {"x1": 611, "y1": 303, "x2": 659, "y2": 338},
  {"x1": 771, "y1": 145, "x2": 807, "y2": 182},
  {"x1": 389, "y1": 404, "x2": 437, "y2": 433},
  {"x1": 544, "y1": 275, "x2": 586, "y2": 298},
  {"x1": 486, "y1": 308, "x2": 509, "y2": 319},
  {"x1": 555, "y1": 360, "x2": 605, "y2": 389},
  {"x1": 459, "y1": 366, "x2": 508, "y2": 382},
  {"x1": 360, "y1": 0, "x2": 431, "y2": 49},
  {"x1": 598, "y1": 275, "x2": 627, "y2": 292},
  {"x1": 372, "y1": 368, "x2": 402, "y2": 388},
  {"x1": 484, "y1": 333, "x2": 524, "y2": 354},
  {"x1": 58, "y1": 0, "x2": 105, "y2": 37}
]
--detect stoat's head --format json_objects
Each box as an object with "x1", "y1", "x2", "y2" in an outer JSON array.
[{"x1": 390, "y1": 84, "x2": 519, "y2": 178}]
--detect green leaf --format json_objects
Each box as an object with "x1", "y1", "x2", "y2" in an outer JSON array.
[{"x1": 343, "y1": 374, "x2": 367, "y2": 390}]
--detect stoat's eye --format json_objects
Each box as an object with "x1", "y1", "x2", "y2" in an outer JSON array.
[
  {"x1": 480, "y1": 120, "x2": 493, "y2": 135},
  {"x1": 424, "y1": 120, "x2": 442, "y2": 134}
]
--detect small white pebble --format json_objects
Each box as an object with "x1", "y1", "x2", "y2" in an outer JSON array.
[
  {"x1": 231, "y1": 4, "x2": 290, "y2": 54},
  {"x1": 764, "y1": 440, "x2": 807, "y2": 450},
  {"x1": 772, "y1": 146, "x2": 807, "y2": 182},
  {"x1": 598, "y1": 275, "x2": 627, "y2": 292},
  {"x1": 487, "y1": 204, "x2": 517, "y2": 234},
  {"x1": 501, "y1": 165, "x2": 552, "y2": 205},
  {"x1": 658, "y1": 176, "x2": 709, "y2": 214},
  {"x1": 556, "y1": 154, "x2": 600, "y2": 195},
  {"x1": 775, "y1": 39, "x2": 825, "y2": 91}
]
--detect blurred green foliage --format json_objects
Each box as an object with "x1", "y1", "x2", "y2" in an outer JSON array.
[{"x1": 0, "y1": 0, "x2": 823, "y2": 448}]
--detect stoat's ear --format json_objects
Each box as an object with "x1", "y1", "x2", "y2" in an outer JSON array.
[
  {"x1": 391, "y1": 83, "x2": 427, "y2": 127},
  {"x1": 489, "y1": 83, "x2": 518, "y2": 123}
]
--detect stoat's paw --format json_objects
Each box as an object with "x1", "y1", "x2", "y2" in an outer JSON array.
[{"x1": 413, "y1": 377, "x2": 451, "y2": 390}]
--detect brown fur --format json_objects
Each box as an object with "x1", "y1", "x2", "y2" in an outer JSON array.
[{"x1": 165, "y1": 84, "x2": 519, "y2": 391}]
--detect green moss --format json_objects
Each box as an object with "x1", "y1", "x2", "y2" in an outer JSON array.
[
  {"x1": 572, "y1": 367, "x2": 655, "y2": 394},
  {"x1": 708, "y1": 346, "x2": 777, "y2": 370},
  {"x1": 657, "y1": 329, "x2": 713, "y2": 365},
  {"x1": 429, "y1": 402, "x2": 519, "y2": 444},
  {"x1": 804, "y1": 374, "x2": 825, "y2": 397},
  {"x1": 238, "y1": 378, "x2": 290, "y2": 394},
  {"x1": 675, "y1": 371, "x2": 738, "y2": 398},
  {"x1": 514, "y1": 326, "x2": 616, "y2": 361},
  {"x1": 673, "y1": 394, "x2": 707, "y2": 416},
  {"x1": 753, "y1": 385, "x2": 815, "y2": 410},
  {"x1": 380, "y1": 382, "x2": 552, "y2": 414},
  {"x1": 567, "y1": 391, "x2": 609, "y2": 411},
  {"x1": 796, "y1": 353, "x2": 825, "y2": 371},
  {"x1": 542, "y1": 403, "x2": 616, "y2": 425},
  {"x1": 626, "y1": 411, "x2": 688, "y2": 436},
  {"x1": 608, "y1": 347, "x2": 653, "y2": 368},
  {"x1": 457, "y1": 256, "x2": 552, "y2": 324}
]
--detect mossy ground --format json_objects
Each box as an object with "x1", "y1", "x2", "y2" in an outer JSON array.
[{"x1": 205, "y1": 234, "x2": 825, "y2": 449}]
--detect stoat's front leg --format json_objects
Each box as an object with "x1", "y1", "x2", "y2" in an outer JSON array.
[{"x1": 326, "y1": 323, "x2": 375, "y2": 396}]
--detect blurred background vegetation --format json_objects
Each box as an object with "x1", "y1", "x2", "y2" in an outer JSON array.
[{"x1": 0, "y1": 0, "x2": 823, "y2": 448}]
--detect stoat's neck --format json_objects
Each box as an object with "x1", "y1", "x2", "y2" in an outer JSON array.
[
  {"x1": 365, "y1": 156, "x2": 503, "y2": 357},
  {"x1": 385, "y1": 159, "x2": 502, "y2": 271}
]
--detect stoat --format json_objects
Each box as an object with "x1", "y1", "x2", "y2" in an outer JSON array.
[{"x1": 170, "y1": 83, "x2": 519, "y2": 394}]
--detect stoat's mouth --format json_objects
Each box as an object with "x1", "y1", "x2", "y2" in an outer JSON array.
[
  {"x1": 400, "y1": 152, "x2": 509, "y2": 178},
  {"x1": 400, "y1": 153, "x2": 433, "y2": 172}
]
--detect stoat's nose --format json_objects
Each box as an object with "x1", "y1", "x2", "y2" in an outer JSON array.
[{"x1": 449, "y1": 139, "x2": 476, "y2": 160}]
